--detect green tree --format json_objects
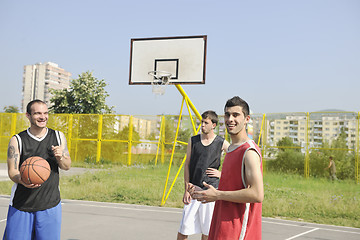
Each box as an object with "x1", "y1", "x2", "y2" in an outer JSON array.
[
  {"x1": 310, "y1": 128, "x2": 354, "y2": 180},
  {"x1": 268, "y1": 137, "x2": 304, "y2": 174},
  {"x1": 277, "y1": 137, "x2": 301, "y2": 152},
  {"x1": 328, "y1": 128, "x2": 354, "y2": 179},
  {"x1": 50, "y1": 71, "x2": 113, "y2": 114},
  {"x1": 3, "y1": 105, "x2": 19, "y2": 113}
]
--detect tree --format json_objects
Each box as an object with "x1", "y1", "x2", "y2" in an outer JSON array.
[
  {"x1": 268, "y1": 137, "x2": 304, "y2": 174},
  {"x1": 50, "y1": 71, "x2": 113, "y2": 114},
  {"x1": 3, "y1": 105, "x2": 19, "y2": 113}
]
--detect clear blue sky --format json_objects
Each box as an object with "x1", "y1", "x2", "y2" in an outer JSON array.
[{"x1": 0, "y1": 0, "x2": 359, "y2": 115}]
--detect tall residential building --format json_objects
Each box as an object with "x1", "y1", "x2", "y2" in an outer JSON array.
[
  {"x1": 260, "y1": 113, "x2": 358, "y2": 149},
  {"x1": 22, "y1": 62, "x2": 71, "y2": 112}
]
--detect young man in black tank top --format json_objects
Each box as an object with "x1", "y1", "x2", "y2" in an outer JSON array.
[
  {"x1": 177, "y1": 111, "x2": 229, "y2": 240},
  {"x1": 3, "y1": 100, "x2": 71, "y2": 240}
]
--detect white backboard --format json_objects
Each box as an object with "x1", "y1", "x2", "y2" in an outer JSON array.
[{"x1": 129, "y1": 35, "x2": 207, "y2": 85}]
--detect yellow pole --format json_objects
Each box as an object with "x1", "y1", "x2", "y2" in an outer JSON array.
[
  {"x1": 161, "y1": 98, "x2": 185, "y2": 206},
  {"x1": 96, "y1": 114, "x2": 103, "y2": 163},
  {"x1": 257, "y1": 114, "x2": 266, "y2": 173},
  {"x1": 161, "y1": 117, "x2": 165, "y2": 164},
  {"x1": 305, "y1": 112, "x2": 310, "y2": 178},
  {"x1": 184, "y1": 98, "x2": 197, "y2": 134},
  {"x1": 175, "y1": 85, "x2": 202, "y2": 120},
  {"x1": 164, "y1": 155, "x2": 187, "y2": 203},
  {"x1": 356, "y1": 112, "x2": 359, "y2": 184},
  {"x1": 127, "y1": 115, "x2": 133, "y2": 166},
  {"x1": 10, "y1": 113, "x2": 17, "y2": 136},
  {"x1": 67, "y1": 114, "x2": 73, "y2": 155},
  {"x1": 257, "y1": 114, "x2": 266, "y2": 146},
  {"x1": 155, "y1": 115, "x2": 165, "y2": 165}
]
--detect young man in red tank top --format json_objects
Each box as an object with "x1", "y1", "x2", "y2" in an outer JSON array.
[{"x1": 191, "y1": 96, "x2": 264, "y2": 240}]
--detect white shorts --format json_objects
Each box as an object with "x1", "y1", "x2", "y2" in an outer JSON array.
[{"x1": 178, "y1": 199, "x2": 215, "y2": 236}]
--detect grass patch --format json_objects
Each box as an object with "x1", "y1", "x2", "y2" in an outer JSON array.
[
  {"x1": 263, "y1": 172, "x2": 360, "y2": 228},
  {"x1": 0, "y1": 164, "x2": 358, "y2": 228},
  {"x1": 60, "y1": 164, "x2": 184, "y2": 208}
]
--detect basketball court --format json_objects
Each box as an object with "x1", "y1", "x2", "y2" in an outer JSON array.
[
  {"x1": 1, "y1": 36, "x2": 358, "y2": 239},
  {"x1": 0, "y1": 195, "x2": 358, "y2": 240}
]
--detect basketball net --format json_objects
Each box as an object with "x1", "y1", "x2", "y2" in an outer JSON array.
[{"x1": 148, "y1": 71, "x2": 171, "y2": 96}]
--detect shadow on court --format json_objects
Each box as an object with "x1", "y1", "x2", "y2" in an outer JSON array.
[{"x1": 0, "y1": 196, "x2": 359, "y2": 240}]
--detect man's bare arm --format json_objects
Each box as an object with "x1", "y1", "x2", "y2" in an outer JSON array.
[
  {"x1": 222, "y1": 140, "x2": 230, "y2": 152},
  {"x1": 52, "y1": 132, "x2": 71, "y2": 170},
  {"x1": 193, "y1": 149, "x2": 263, "y2": 203},
  {"x1": 7, "y1": 137, "x2": 21, "y2": 183}
]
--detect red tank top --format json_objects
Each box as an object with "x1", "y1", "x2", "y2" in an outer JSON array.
[{"x1": 208, "y1": 140, "x2": 262, "y2": 240}]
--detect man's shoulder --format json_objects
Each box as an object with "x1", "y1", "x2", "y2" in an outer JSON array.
[
  {"x1": 215, "y1": 135, "x2": 225, "y2": 141},
  {"x1": 191, "y1": 134, "x2": 201, "y2": 141},
  {"x1": 16, "y1": 129, "x2": 28, "y2": 137}
]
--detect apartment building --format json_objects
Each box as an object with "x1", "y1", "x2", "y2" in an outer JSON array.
[
  {"x1": 114, "y1": 115, "x2": 155, "y2": 139},
  {"x1": 22, "y1": 62, "x2": 71, "y2": 112},
  {"x1": 265, "y1": 113, "x2": 358, "y2": 148}
]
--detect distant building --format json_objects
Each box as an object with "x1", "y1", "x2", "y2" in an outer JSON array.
[
  {"x1": 257, "y1": 113, "x2": 357, "y2": 149},
  {"x1": 22, "y1": 62, "x2": 71, "y2": 112},
  {"x1": 114, "y1": 115, "x2": 155, "y2": 139}
]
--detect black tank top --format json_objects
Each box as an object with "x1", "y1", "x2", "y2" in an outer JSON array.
[
  {"x1": 11, "y1": 128, "x2": 61, "y2": 212},
  {"x1": 189, "y1": 134, "x2": 225, "y2": 190}
]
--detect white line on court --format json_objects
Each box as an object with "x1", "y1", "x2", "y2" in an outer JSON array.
[
  {"x1": 75, "y1": 203, "x2": 182, "y2": 214},
  {"x1": 263, "y1": 217, "x2": 360, "y2": 231},
  {"x1": 285, "y1": 228, "x2": 319, "y2": 240},
  {"x1": 0, "y1": 219, "x2": 6, "y2": 223},
  {"x1": 262, "y1": 220, "x2": 314, "y2": 229},
  {"x1": 263, "y1": 220, "x2": 360, "y2": 235}
]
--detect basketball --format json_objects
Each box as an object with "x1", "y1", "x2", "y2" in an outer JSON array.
[{"x1": 20, "y1": 156, "x2": 51, "y2": 185}]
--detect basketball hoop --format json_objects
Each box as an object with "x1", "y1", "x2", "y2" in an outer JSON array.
[{"x1": 148, "y1": 71, "x2": 172, "y2": 95}]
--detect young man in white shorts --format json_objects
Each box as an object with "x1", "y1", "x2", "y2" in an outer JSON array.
[{"x1": 177, "y1": 111, "x2": 229, "y2": 240}]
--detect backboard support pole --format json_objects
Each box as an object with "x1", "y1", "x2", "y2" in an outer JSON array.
[{"x1": 160, "y1": 85, "x2": 202, "y2": 206}]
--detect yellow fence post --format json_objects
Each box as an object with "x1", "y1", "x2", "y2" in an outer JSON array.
[
  {"x1": 161, "y1": 117, "x2": 165, "y2": 164},
  {"x1": 304, "y1": 112, "x2": 310, "y2": 178},
  {"x1": 356, "y1": 112, "x2": 359, "y2": 184},
  {"x1": 10, "y1": 113, "x2": 17, "y2": 137},
  {"x1": 155, "y1": 115, "x2": 166, "y2": 166},
  {"x1": 127, "y1": 115, "x2": 133, "y2": 166},
  {"x1": 96, "y1": 115, "x2": 103, "y2": 163},
  {"x1": 258, "y1": 114, "x2": 266, "y2": 174},
  {"x1": 67, "y1": 114, "x2": 73, "y2": 155}
]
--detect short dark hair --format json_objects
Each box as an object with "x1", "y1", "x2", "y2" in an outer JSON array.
[
  {"x1": 26, "y1": 99, "x2": 47, "y2": 114},
  {"x1": 224, "y1": 96, "x2": 250, "y2": 117},
  {"x1": 202, "y1": 110, "x2": 219, "y2": 126}
]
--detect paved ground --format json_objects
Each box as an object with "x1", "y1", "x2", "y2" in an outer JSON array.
[
  {"x1": 0, "y1": 196, "x2": 359, "y2": 240},
  {"x1": 0, "y1": 163, "x2": 95, "y2": 181},
  {"x1": 0, "y1": 164, "x2": 359, "y2": 239}
]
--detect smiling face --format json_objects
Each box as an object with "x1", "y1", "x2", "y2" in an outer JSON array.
[
  {"x1": 224, "y1": 106, "x2": 250, "y2": 136},
  {"x1": 26, "y1": 102, "x2": 49, "y2": 129}
]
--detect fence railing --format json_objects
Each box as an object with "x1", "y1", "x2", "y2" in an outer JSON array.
[{"x1": 0, "y1": 111, "x2": 359, "y2": 183}]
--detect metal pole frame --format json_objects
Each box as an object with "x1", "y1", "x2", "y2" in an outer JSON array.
[{"x1": 161, "y1": 85, "x2": 202, "y2": 206}]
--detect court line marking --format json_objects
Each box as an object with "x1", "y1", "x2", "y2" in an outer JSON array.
[
  {"x1": 285, "y1": 228, "x2": 319, "y2": 240},
  {"x1": 75, "y1": 203, "x2": 182, "y2": 214},
  {"x1": 263, "y1": 217, "x2": 359, "y2": 231},
  {"x1": 263, "y1": 220, "x2": 360, "y2": 235},
  {"x1": 2, "y1": 197, "x2": 359, "y2": 236}
]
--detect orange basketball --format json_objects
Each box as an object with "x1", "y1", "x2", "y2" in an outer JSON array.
[{"x1": 20, "y1": 156, "x2": 51, "y2": 185}]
